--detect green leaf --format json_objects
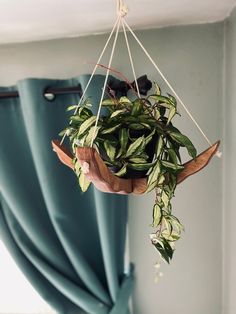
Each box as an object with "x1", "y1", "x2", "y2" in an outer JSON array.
[
  {"x1": 84, "y1": 126, "x2": 100, "y2": 146},
  {"x1": 102, "y1": 99, "x2": 117, "y2": 106},
  {"x1": 150, "y1": 95, "x2": 175, "y2": 107},
  {"x1": 153, "y1": 108, "x2": 161, "y2": 120},
  {"x1": 70, "y1": 115, "x2": 84, "y2": 123},
  {"x1": 131, "y1": 99, "x2": 143, "y2": 116},
  {"x1": 128, "y1": 157, "x2": 148, "y2": 164},
  {"x1": 59, "y1": 129, "x2": 67, "y2": 136},
  {"x1": 156, "y1": 136, "x2": 164, "y2": 158},
  {"x1": 67, "y1": 105, "x2": 78, "y2": 111},
  {"x1": 152, "y1": 204, "x2": 162, "y2": 227},
  {"x1": 161, "y1": 190, "x2": 169, "y2": 208},
  {"x1": 115, "y1": 164, "x2": 127, "y2": 177},
  {"x1": 79, "y1": 172, "x2": 91, "y2": 192},
  {"x1": 162, "y1": 238, "x2": 174, "y2": 260},
  {"x1": 119, "y1": 128, "x2": 129, "y2": 153},
  {"x1": 161, "y1": 160, "x2": 184, "y2": 171},
  {"x1": 119, "y1": 96, "x2": 132, "y2": 104},
  {"x1": 162, "y1": 230, "x2": 180, "y2": 242},
  {"x1": 169, "y1": 132, "x2": 197, "y2": 159},
  {"x1": 129, "y1": 123, "x2": 145, "y2": 130},
  {"x1": 145, "y1": 129, "x2": 156, "y2": 145},
  {"x1": 78, "y1": 116, "x2": 96, "y2": 136},
  {"x1": 166, "y1": 93, "x2": 177, "y2": 106},
  {"x1": 78, "y1": 106, "x2": 93, "y2": 117},
  {"x1": 167, "y1": 107, "x2": 177, "y2": 124},
  {"x1": 162, "y1": 216, "x2": 172, "y2": 235},
  {"x1": 154, "y1": 242, "x2": 170, "y2": 264},
  {"x1": 101, "y1": 123, "x2": 121, "y2": 134},
  {"x1": 126, "y1": 136, "x2": 145, "y2": 158},
  {"x1": 128, "y1": 162, "x2": 155, "y2": 171},
  {"x1": 74, "y1": 160, "x2": 81, "y2": 174},
  {"x1": 154, "y1": 82, "x2": 161, "y2": 95},
  {"x1": 141, "y1": 123, "x2": 152, "y2": 129},
  {"x1": 110, "y1": 109, "x2": 126, "y2": 119},
  {"x1": 158, "y1": 174, "x2": 166, "y2": 185},
  {"x1": 104, "y1": 141, "x2": 116, "y2": 161},
  {"x1": 168, "y1": 148, "x2": 178, "y2": 166},
  {"x1": 146, "y1": 161, "x2": 161, "y2": 193}
]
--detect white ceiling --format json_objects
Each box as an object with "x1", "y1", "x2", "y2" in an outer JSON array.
[{"x1": 0, "y1": 0, "x2": 235, "y2": 44}]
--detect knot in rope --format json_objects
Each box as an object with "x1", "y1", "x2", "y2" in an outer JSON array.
[{"x1": 117, "y1": 0, "x2": 128, "y2": 17}]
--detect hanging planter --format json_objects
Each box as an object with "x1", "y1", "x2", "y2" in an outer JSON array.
[
  {"x1": 52, "y1": 79, "x2": 220, "y2": 264},
  {"x1": 52, "y1": 0, "x2": 221, "y2": 264}
]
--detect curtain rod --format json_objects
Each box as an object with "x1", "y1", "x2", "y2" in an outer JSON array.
[{"x1": 0, "y1": 85, "x2": 82, "y2": 100}]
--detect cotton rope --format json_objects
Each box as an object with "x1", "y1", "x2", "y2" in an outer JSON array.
[
  {"x1": 122, "y1": 18, "x2": 141, "y2": 98},
  {"x1": 61, "y1": 0, "x2": 222, "y2": 158},
  {"x1": 90, "y1": 17, "x2": 122, "y2": 146},
  {"x1": 60, "y1": 16, "x2": 120, "y2": 145}
]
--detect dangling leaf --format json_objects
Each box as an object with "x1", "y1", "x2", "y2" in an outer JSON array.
[
  {"x1": 154, "y1": 241, "x2": 170, "y2": 264},
  {"x1": 162, "y1": 238, "x2": 174, "y2": 260},
  {"x1": 169, "y1": 132, "x2": 197, "y2": 159},
  {"x1": 79, "y1": 172, "x2": 91, "y2": 192},
  {"x1": 161, "y1": 190, "x2": 169, "y2": 208},
  {"x1": 152, "y1": 204, "x2": 162, "y2": 227},
  {"x1": 146, "y1": 161, "x2": 161, "y2": 193}
]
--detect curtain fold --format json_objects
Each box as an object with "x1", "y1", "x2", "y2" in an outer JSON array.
[{"x1": 0, "y1": 75, "x2": 133, "y2": 314}]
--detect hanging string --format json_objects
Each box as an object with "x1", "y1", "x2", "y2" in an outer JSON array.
[
  {"x1": 122, "y1": 19, "x2": 222, "y2": 158},
  {"x1": 90, "y1": 17, "x2": 122, "y2": 147},
  {"x1": 121, "y1": 19, "x2": 140, "y2": 98},
  {"x1": 60, "y1": 16, "x2": 120, "y2": 145},
  {"x1": 117, "y1": 0, "x2": 128, "y2": 17}
]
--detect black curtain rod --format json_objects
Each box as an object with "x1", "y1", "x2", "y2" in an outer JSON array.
[{"x1": 0, "y1": 85, "x2": 82, "y2": 100}]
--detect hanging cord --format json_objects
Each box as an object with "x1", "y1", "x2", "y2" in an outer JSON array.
[
  {"x1": 121, "y1": 19, "x2": 140, "y2": 98},
  {"x1": 90, "y1": 17, "x2": 122, "y2": 147},
  {"x1": 60, "y1": 16, "x2": 120, "y2": 145},
  {"x1": 117, "y1": 0, "x2": 128, "y2": 17},
  {"x1": 122, "y1": 19, "x2": 222, "y2": 158}
]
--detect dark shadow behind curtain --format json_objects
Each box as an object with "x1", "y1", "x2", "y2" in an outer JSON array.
[{"x1": 0, "y1": 75, "x2": 133, "y2": 314}]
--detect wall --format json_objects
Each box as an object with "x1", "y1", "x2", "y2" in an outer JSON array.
[
  {"x1": 0, "y1": 24, "x2": 223, "y2": 313},
  {"x1": 223, "y1": 7, "x2": 236, "y2": 314}
]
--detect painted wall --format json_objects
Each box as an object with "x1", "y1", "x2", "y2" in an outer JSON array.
[
  {"x1": 223, "y1": 7, "x2": 236, "y2": 314},
  {"x1": 0, "y1": 23, "x2": 223, "y2": 313}
]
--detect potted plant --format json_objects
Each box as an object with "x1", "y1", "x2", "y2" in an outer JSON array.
[{"x1": 59, "y1": 79, "x2": 198, "y2": 264}]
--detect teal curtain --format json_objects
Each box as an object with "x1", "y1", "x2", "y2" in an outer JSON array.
[{"x1": 0, "y1": 75, "x2": 133, "y2": 314}]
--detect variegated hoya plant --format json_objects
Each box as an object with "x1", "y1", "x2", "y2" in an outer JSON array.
[{"x1": 60, "y1": 82, "x2": 197, "y2": 264}]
